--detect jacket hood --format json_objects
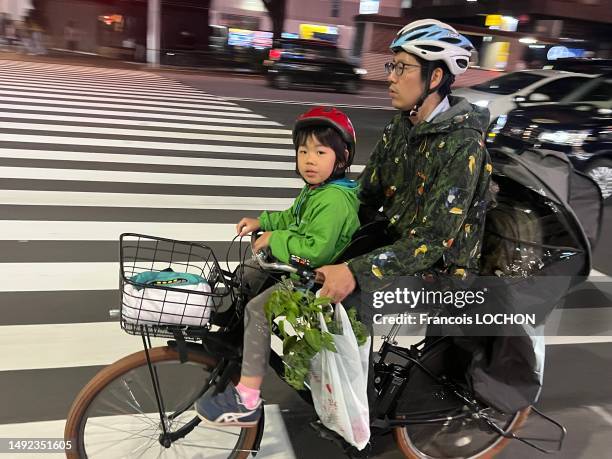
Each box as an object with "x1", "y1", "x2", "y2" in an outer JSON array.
[
  {"x1": 301, "y1": 178, "x2": 359, "y2": 207},
  {"x1": 327, "y1": 177, "x2": 359, "y2": 189},
  {"x1": 406, "y1": 96, "x2": 490, "y2": 137}
]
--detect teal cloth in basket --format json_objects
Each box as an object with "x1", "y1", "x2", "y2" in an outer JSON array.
[{"x1": 130, "y1": 270, "x2": 207, "y2": 289}]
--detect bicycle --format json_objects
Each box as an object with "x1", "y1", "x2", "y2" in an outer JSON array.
[{"x1": 64, "y1": 231, "x2": 565, "y2": 458}]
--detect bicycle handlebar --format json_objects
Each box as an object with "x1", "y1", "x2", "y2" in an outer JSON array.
[{"x1": 250, "y1": 232, "x2": 316, "y2": 285}]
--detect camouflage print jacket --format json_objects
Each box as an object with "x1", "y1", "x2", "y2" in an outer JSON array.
[{"x1": 347, "y1": 96, "x2": 493, "y2": 292}]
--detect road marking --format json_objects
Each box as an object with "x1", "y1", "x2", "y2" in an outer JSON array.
[
  {"x1": 0, "y1": 261, "x2": 240, "y2": 292},
  {"x1": 0, "y1": 166, "x2": 302, "y2": 188},
  {"x1": 0, "y1": 148, "x2": 365, "y2": 172},
  {"x1": 374, "y1": 335, "x2": 612, "y2": 349},
  {"x1": 0, "y1": 82, "x2": 230, "y2": 104},
  {"x1": 587, "y1": 406, "x2": 612, "y2": 426},
  {"x1": 0, "y1": 74, "x2": 228, "y2": 99},
  {"x1": 0, "y1": 112, "x2": 292, "y2": 135},
  {"x1": 0, "y1": 89, "x2": 249, "y2": 112},
  {"x1": 0, "y1": 122, "x2": 294, "y2": 144},
  {"x1": 0, "y1": 190, "x2": 294, "y2": 210},
  {"x1": 221, "y1": 96, "x2": 395, "y2": 110},
  {"x1": 0, "y1": 134, "x2": 295, "y2": 156},
  {"x1": 0, "y1": 406, "x2": 295, "y2": 459},
  {"x1": 0, "y1": 96, "x2": 265, "y2": 118},
  {"x1": 0, "y1": 102, "x2": 282, "y2": 125},
  {"x1": 0, "y1": 221, "x2": 237, "y2": 241}
]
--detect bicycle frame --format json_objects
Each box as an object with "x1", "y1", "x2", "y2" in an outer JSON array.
[{"x1": 128, "y1": 250, "x2": 566, "y2": 456}]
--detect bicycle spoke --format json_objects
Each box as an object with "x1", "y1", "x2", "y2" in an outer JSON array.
[
  {"x1": 74, "y1": 353, "x2": 252, "y2": 457},
  {"x1": 194, "y1": 423, "x2": 241, "y2": 437}
]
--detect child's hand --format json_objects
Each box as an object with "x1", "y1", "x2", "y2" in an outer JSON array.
[
  {"x1": 252, "y1": 231, "x2": 272, "y2": 252},
  {"x1": 236, "y1": 217, "x2": 260, "y2": 237}
]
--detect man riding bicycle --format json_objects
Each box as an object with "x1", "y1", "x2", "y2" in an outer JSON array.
[{"x1": 317, "y1": 18, "x2": 493, "y2": 331}]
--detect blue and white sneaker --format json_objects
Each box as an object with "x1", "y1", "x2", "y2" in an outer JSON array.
[{"x1": 194, "y1": 383, "x2": 262, "y2": 427}]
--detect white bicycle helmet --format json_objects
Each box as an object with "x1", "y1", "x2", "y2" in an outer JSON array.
[{"x1": 390, "y1": 19, "x2": 474, "y2": 76}]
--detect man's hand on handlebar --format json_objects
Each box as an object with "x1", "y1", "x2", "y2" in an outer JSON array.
[
  {"x1": 316, "y1": 263, "x2": 356, "y2": 303},
  {"x1": 236, "y1": 217, "x2": 261, "y2": 237}
]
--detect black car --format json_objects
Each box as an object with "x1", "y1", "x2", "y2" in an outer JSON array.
[
  {"x1": 488, "y1": 74, "x2": 612, "y2": 199},
  {"x1": 264, "y1": 39, "x2": 366, "y2": 93},
  {"x1": 546, "y1": 57, "x2": 612, "y2": 75}
]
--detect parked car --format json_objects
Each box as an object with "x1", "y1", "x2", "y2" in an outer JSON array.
[
  {"x1": 545, "y1": 57, "x2": 612, "y2": 75},
  {"x1": 454, "y1": 70, "x2": 596, "y2": 122},
  {"x1": 487, "y1": 74, "x2": 612, "y2": 199},
  {"x1": 264, "y1": 38, "x2": 367, "y2": 93}
]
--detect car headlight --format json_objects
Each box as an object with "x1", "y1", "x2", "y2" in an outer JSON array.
[
  {"x1": 486, "y1": 115, "x2": 507, "y2": 142},
  {"x1": 474, "y1": 99, "x2": 490, "y2": 108},
  {"x1": 537, "y1": 130, "x2": 591, "y2": 146},
  {"x1": 353, "y1": 68, "x2": 368, "y2": 75}
]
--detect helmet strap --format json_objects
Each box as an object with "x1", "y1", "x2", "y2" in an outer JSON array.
[{"x1": 408, "y1": 64, "x2": 453, "y2": 117}]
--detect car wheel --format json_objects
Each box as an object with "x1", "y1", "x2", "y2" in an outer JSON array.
[
  {"x1": 274, "y1": 74, "x2": 291, "y2": 90},
  {"x1": 343, "y1": 80, "x2": 359, "y2": 94},
  {"x1": 585, "y1": 159, "x2": 612, "y2": 200}
]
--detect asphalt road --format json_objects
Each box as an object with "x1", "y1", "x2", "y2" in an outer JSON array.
[{"x1": 0, "y1": 60, "x2": 609, "y2": 459}]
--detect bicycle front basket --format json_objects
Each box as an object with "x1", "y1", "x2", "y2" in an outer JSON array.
[{"x1": 118, "y1": 233, "x2": 230, "y2": 338}]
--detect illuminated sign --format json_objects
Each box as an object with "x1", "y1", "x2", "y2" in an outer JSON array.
[
  {"x1": 228, "y1": 29, "x2": 273, "y2": 49},
  {"x1": 360, "y1": 0, "x2": 380, "y2": 14},
  {"x1": 228, "y1": 28, "x2": 253, "y2": 47},
  {"x1": 547, "y1": 46, "x2": 585, "y2": 60},
  {"x1": 485, "y1": 15, "x2": 502, "y2": 27},
  {"x1": 299, "y1": 24, "x2": 339, "y2": 40}
]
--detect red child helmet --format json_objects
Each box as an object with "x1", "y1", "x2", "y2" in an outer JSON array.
[{"x1": 292, "y1": 106, "x2": 356, "y2": 166}]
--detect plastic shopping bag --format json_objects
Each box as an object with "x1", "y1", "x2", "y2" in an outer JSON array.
[{"x1": 308, "y1": 303, "x2": 371, "y2": 450}]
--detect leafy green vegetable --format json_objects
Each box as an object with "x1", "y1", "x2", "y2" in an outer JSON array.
[{"x1": 263, "y1": 278, "x2": 368, "y2": 390}]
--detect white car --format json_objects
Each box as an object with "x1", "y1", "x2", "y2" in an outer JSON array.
[{"x1": 454, "y1": 70, "x2": 596, "y2": 123}]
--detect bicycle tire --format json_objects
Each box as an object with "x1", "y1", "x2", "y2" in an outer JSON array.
[
  {"x1": 64, "y1": 346, "x2": 259, "y2": 459},
  {"x1": 392, "y1": 338, "x2": 531, "y2": 459}
]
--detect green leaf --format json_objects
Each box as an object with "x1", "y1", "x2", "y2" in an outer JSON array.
[
  {"x1": 278, "y1": 319, "x2": 286, "y2": 336},
  {"x1": 283, "y1": 335, "x2": 298, "y2": 354},
  {"x1": 313, "y1": 296, "x2": 333, "y2": 307},
  {"x1": 304, "y1": 328, "x2": 322, "y2": 352},
  {"x1": 286, "y1": 311, "x2": 297, "y2": 326},
  {"x1": 321, "y1": 331, "x2": 337, "y2": 352}
]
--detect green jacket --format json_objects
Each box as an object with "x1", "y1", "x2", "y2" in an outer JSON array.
[
  {"x1": 259, "y1": 178, "x2": 360, "y2": 268},
  {"x1": 347, "y1": 96, "x2": 493, "y2": 292}
]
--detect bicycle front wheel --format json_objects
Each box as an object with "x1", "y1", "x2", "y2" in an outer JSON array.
[{"x1": 64, "y1": 346, "x2": 259, "y2": 458}]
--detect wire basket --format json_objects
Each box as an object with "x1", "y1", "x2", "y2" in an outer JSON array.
[{"x1": 119, "y1": 233, "x2": 231, "y2": 338}]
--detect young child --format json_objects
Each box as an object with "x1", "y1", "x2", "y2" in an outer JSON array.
[{"x1": 195, "y1": 106, "x2": 360, "y2": 427}]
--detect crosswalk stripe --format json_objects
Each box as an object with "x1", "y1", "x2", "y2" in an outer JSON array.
[
  {"x1": 0, "y1": 133, "x2": 295, "y2": 155},
  {"x1": 0, "y1": 322, "x2": 167, "y2": 370},
  {"x1": 0, "y1": 102, "x2": 282, "y2": 125},
  {"x1": 0, "y1": 95, "x2": 267, "y2": 117},
  {"x1": 0, "y1": 148, "x2": 369, "y2": 173},
  {"x1": 0, "y1": 61, "x2": 198, "y2": 87},
  {"x1": 0, "y1": 406, "x2": 295, "y2": 459},
  {"x1": 0, "y1": 70, "x2": 226, "y2": 92},
  {"x1": 0, "y1": 81, "x2": 231, "y2": 104},
  {"x1": 0, "y1": 112, "x2": 293, "y2": 135},
  {"x1": 0, "y1": 261, "x2": 240, "y2": 293},
  {"x1": 0, "y1": 166, "x2": 302, "y2": 188},
  {"x1": 0, "y1": 71, "x2": 225, "y2": 97},
  {"x1": 0, "y1": 221, "x2": 237, "y2": 241},
  {"x1": 0, "y1": 121, "x2": 294, "y2": 144},
  {"x1": 0, "y1": 89, "x2": 251, "y2": 112},
  {"x1": 0, "y1": 190, "x2": 294, "y2": 209}
]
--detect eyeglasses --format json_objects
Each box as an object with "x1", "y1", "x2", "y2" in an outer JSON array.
[{"x1": 384, "y1": 61, "x2": 421, "y2": 76}]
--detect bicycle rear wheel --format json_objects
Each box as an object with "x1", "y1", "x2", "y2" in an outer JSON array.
[
  {"x1": 64, "y1": 346, "x2": 259, "y2": 458},
  {"x1": 392, "y1": 338, "x2": 530, "y2": 459}
]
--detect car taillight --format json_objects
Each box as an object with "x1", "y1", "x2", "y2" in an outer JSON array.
[{"x1": 269, "y1": 49, "x2": 282, "y2": 60}]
